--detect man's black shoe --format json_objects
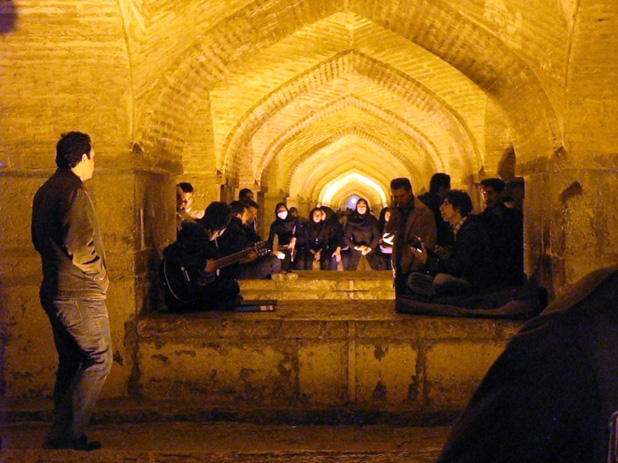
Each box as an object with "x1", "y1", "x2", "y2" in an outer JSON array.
[{"x1": 44, "y1": 435, "x2": 102, "y2": 451}]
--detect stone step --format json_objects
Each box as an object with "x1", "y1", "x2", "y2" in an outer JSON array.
[
  {"x1": 0, "y1": 421, "x2": 449, "y2": 463},
  {"x1": 239, "y1": 270, "x2": 395, "y2": 300},
  {"x1": 136, "y1": 299, "x2": 522, "y2": 418}
]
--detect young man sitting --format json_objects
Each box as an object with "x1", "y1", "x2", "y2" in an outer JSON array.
[
  {"x1": 162, "y1": 202, "x2": 241, "y2": 312},
  {"x1": 407, "y1": 190, "x2": 495, "y2": 296}
]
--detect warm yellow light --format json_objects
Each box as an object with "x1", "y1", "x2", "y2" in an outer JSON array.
[{"x1": 321, "y1": 173, "x2": 387, "y2": 205}]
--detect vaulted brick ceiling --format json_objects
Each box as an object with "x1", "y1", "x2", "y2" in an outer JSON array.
[{"x1": 121, "y1": 0, "x2": 571, "y2": 204}]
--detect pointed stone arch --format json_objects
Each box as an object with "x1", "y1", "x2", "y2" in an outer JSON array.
[{"x1": 138, "y1": 0, "x2": 559, "y2": 166}]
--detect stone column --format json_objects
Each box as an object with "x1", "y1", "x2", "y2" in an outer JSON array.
[{"x1": 524, "y1": 166, "x2": 618, "y2": 296}]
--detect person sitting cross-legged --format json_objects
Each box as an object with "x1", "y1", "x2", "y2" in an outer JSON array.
[{"x1": 406, "y1": 190, "x2": 495, "y2": 297}]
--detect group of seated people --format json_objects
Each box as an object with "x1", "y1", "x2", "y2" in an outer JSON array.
[
  {"x1": 389, "y1": 174, "x2": 524, "y2": 299},
  {"x1": 166, "y1": 173, "x2": 524, "y2": 310}
]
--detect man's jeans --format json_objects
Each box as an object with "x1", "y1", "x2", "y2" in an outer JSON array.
[{"x1": 41, "y1": 295, "x2": 112, "y2": 442}]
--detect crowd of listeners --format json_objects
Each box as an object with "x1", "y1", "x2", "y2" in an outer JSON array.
[{"x1": 171, "y1": 173, "x2": 524, "y2": 304}]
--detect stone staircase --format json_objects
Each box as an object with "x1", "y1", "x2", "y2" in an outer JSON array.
[
  {"x1": 134, "y1": 271, "x2": 522, "y2": 422},
  {"x1": 238, "y1": 270, "x2": 395, "y2": 300}
]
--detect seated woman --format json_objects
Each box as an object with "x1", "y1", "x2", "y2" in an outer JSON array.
[
  {"x1": 267, "y1": 202, "x2": 297, "y2": 271},
  {"x1": 321, "y1": 206, "x2": 344, "y2": 270},
  {"x1": 342, "y1": 198, "x2": 381, "y2": 270},
  {"x1": 407, "y1": 190, "x2": 495, "y2": 296},
  {"x1": 161, "y1": 202, "x2": 241, "y2": 312},
  {"x1": 298, "y1": 207, "x2": 333, "y2": 270},
  {"x1": 374, "y1": 207, "x2": 394, "y2": 270}
]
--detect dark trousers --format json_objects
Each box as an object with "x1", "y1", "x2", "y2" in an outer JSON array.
[
  {"x1": 236, "y1": 254, "x2": 282, "y2": 279},
  {"x1": 298, "y1": 249, "x2": 332, "y2": 270},
  {"x1": 41, "y1": 294, "x2": 113, "y2": 443},
  {"x1": 343, "y1": 249, "x2": 381, "y2": 270}
]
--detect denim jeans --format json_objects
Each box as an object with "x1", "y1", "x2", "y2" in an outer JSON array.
[{"x1": 41, "y1": 295, "x2": 112, "y2": 442}]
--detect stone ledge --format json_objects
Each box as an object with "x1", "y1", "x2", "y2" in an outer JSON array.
[{"x1": 136, "y1": 300, "x2": 522, "y2": 412}]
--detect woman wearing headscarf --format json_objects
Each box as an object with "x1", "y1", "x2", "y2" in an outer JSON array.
[
  {"x1": 374, "y1": 206, "x2": 394, "y2": 270},
  {"x1": 321, "y1": 205, "x2": 344, "y2": 270},
  {"x1": 267, "y1": 202, "x2": 297, "y2": 271},
  {"x1": 342, "y1": 198, "x2": 380, "y2": 270},
  {"x1": 298, "y1": 207, "x2": 332, "y2": 270}
]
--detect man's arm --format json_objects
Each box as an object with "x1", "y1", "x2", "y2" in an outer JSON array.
[{"x1": 63, "y1": 188, "x2": 106, "y2": 280}]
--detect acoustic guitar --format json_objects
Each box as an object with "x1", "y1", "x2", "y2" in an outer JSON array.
[{"x1": 160, "y1": 241, "x2": 270, "y2": 303}]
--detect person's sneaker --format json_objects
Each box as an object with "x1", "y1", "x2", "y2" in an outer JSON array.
[{"x1": 44, "y1": 435, "x2": 101, "y2": 451}]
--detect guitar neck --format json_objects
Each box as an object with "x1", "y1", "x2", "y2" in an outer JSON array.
[{"x1": 213, "y1": 242, "x2": 266, "y2": 270}]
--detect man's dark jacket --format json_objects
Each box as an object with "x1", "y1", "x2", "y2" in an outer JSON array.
[
  {"x1": 438, "y1": 266, "x2": 618, "y2": 463},
  {"x1": 31, "y1": 168, "x2": 108, "y2": 299},
  {"x1": 425, "y1": 215, "x2": 495, "y2": 289},
  {"x1": 480, "y1": 203, "x2": 524, "y2": 286},
  {"x1": 419, "y1": 191, "x2": 454, "y2": 247}
]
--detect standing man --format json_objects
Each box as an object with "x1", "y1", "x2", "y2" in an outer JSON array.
[
  {"x1": 479, "y1": 178, "x2": 524, "y2": 286},
  {"x1": 32, "y1": 132, "x2": 112, "y2": 451},
  {"x1": 419, "y1": 173, "x2": 455, "y2": 249},
  {"x1": 386, "y1": 178, "x2": 437, "y2": 293}
]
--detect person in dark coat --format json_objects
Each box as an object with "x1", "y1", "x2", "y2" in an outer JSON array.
[
  {"x1": 217, "y1": 200, "x2": 281, "y2": 279},
  {"x1": 479, "y1": 178, "x2": 525, "y2": 286},
  {"x1": 162, "y1": 202, "x2": 241, "y2": 313},
  {"x1": 267, "y1": 202, "x2": 297, "y2": 271},
  {"x1": 342, "y1": 198, "x2": 381, "y2": 270},
  {"x1": 438, "y1": 265, "x2": 618, "y2": 463},
  {"x1": 321, "y1": 206, "x2": 344, "y2": 270},
  {"x1": 374, "y1": 207, "x2": 394, "y2": 270},
  {"x1": 298, "y1": 207, "x2": 332, "y2": 270},
  {"x1": 408, "y1": 190, "x2": 495, "y2": 296},
  {"x1": 419, "y1": 173, "x2": 455, "y2": 248}
]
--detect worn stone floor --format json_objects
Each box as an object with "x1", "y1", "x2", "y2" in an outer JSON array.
[{"x1": 0, "y1": 421, "x2": 450, "y2": 462}]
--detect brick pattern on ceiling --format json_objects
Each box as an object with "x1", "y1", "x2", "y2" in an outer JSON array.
[
  {"x1": 135, "y1": 0, "x2": 562, "y2": 176},
  {"x1": 220, "y1": 51, "x2": 479, "y2": 183}
]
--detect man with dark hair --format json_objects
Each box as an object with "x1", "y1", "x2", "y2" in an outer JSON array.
[
  {"x1": 218, "y1": 199, "x2": 281, "y2": 279},
  {"x1": 238, "y1": 188, "x2": 255, "y2": 202},
  {"x1": 176, "y1": 181, "x2": 203, "y2": 230},
  {"x1": 419, "y1": 173, "x2": 455, "y2": 248},
  {"x1": 32, "y1": 132, "x2": 112, "y2": 451},
  {"x1": 479, "y1": 178, "x2": 524, "y2": 286},
  {"x1": 386, "y1": 177, "x2": 437, "y2": 292},
  {"x1": 407, "y1": 190, "x2": 494, "y2": 295}
]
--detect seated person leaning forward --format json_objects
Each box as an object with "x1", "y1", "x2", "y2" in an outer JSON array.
[
  {"x1": 297, "y1": 207, "x2": 333, "y2": 270},
  {"x1": 217, "y1": 199, "x2": 281, "y2": 279},
  {"x1": 342, "y1": 198, "x2": 381, "y2": 270},
  {"x1": 385, "y1": 177, "x2": 437, "y2": 292},
  {"x1": 267, "y1": 202, "x2": 297, "y2": 271},
  {"x1": 161, "y1": 202, "x2": 241, "y2": 312},
  {"x1": 406, "y1": 190, "x2": 495, "y2": 296}
]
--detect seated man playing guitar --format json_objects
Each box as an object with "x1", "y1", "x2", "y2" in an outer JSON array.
[
  {"x1": 160, "y1": 202, "x2": 268, "y2": 312},
  {"x1": 218, "y1": 200, "x2": 282, "y2": 279}
]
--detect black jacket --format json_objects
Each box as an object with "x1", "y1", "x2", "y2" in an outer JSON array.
[
  {"x1": 425, "y1": 215, "x2": 495, "y2": 289},
  {"x1": 419, "y1": 191, "x2": 455, "y2": 247},
  {"x1": 31, "y1": 168, "x2": 108, "y2": 298},
  {"x1": 480, "y1": 204, "x2": 524, "y2": 285},
  {"x1": 300, "y1": 221, "x2": 331, "y2": 253},
  {"x1": 268, "y1": 217, "x2": 296, "y2": 248},
  {"x1": 438, "y1": 266, "x2": 618, "y2": 463},
  {"x1": 344, "y1": 212, "x2": 380, "y2": 250}
]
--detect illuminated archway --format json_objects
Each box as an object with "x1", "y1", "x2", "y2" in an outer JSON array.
[{"x1": 319, "y1": 172, "x2": 388, "y2": 207}]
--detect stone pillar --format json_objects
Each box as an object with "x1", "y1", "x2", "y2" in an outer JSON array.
[
  {"x1": 0, "y1": 158, "x2": 178, "y2": 400},
  {"x1": 524, "y1": 167, "x2": 618, "y2": 297}
]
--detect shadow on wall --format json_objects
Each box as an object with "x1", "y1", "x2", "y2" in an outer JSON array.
[{"x1": 0, "y1": 1, "x2": 18, "y2": 33}]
